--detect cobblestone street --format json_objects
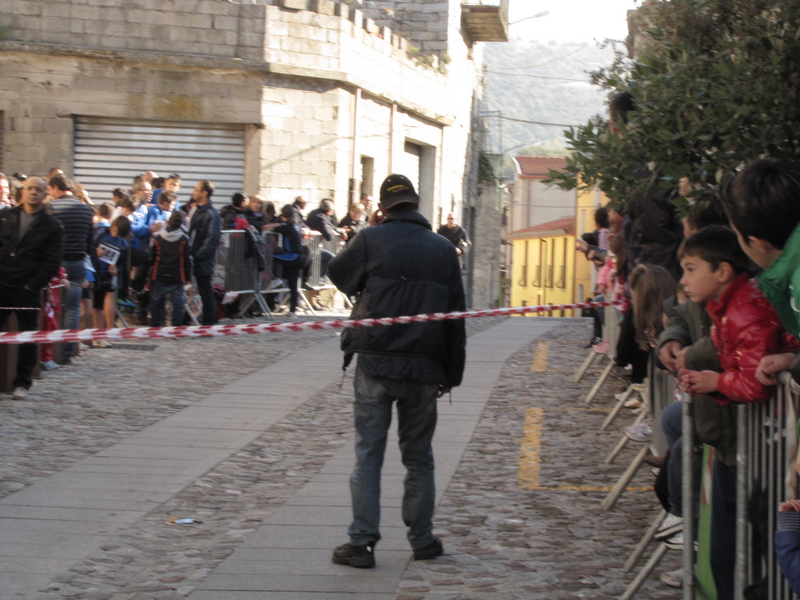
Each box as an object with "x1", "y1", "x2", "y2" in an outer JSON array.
[{"x1": 0, "y1": 315, "x2": 680, "y2": 599}]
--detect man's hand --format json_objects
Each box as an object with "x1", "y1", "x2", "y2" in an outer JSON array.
[
  {"x1": 150, "y1": 222, "x2": 164, "y2": 233},
  {"x1": 108, "y1": 264, "x2": 117, "y2": 276},
  {"x1": 659, "y1": 340, "x2": 683, "y2": 373},
  {"x1": 576, "y1": 239, "x2": 589, "y2": 253},
  {"x1": 455, "y1": 248, "x2": 462, "y2": 255},
  {"x1": 756, "y1": 353, "x2": 796, "y2": 385},
  {"x1": 437, "y1": 386, "x2": 451, "y2": 398},
  {"x1": 680, "y1": 369, "x2": 720, "y2": 395}
]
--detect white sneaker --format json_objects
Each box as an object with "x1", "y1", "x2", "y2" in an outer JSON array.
[
  {"x1": 664, "y1": 530, "x2": 684, "y2": 550},
  {"x1": 268, "y1": 278, "x2": 287, "y2": 290},
  {"x1": 92, "y1": 339, "x2": 112, "y2": 348},
  {"x1": 655, "y1": 513, "x2": 683, "y2": 539},
  {"x1": 41, "y1": 360, "x2": 60, "y2": 371},
  {"x1": 660, "y1": 568, "x2": 683, "y2": 587},
  {"x1": 12, "y1": 387, "x2": 27, "y2": 400},
  {"x1": 623, "y1": 396, "x2": 642, "y2": 409},
  {"x1": 287, "y1": 312, "x2": 297, "y2": 319},
  {"x1": 625, "y1": 420, "x2": 652, "y2": 442}
]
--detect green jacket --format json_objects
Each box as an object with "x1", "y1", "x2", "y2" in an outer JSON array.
[
  {"x1": 758, "y1": 222, "x2": 800, "y2": 385},
  {"x1": 658, "y1": 300, "x2": 737, "y2": 466}
]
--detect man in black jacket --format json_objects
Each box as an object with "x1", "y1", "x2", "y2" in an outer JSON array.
[
  {"x1": 188, "y1": 180, "x2": 221, "y2": 325},
  {"x1": 327, "y1": 174, "x2": 466, "y2": 568},
  {"x1": 0, "y1": 176, "x2": 63, "y2": 399}
]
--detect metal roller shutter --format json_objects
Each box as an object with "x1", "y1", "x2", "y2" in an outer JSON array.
[{"x1": 73, "y1": 117, "x2": 245, "y2": 208}]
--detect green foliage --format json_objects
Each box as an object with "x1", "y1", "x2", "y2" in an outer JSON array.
[{"x1": 546, "y1": 0, "x2": 800, "y2": 216}]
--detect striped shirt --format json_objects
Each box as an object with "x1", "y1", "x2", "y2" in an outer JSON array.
[{"x1": 49, "y1": 196, "x2": 94, "y2": 257}]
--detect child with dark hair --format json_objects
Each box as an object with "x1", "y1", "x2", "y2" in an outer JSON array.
[
  {"x1": 148, "y1": 211, "x2": 193, "y2": 327},
  {"x1": 722, "y1": 159, "x2": 800, "y2": 384},
  {"x1": 677, "y1": 224, "x2": 798, "y2": 600}
]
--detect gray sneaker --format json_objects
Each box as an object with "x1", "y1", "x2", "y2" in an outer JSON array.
[
  {"x1": 41, "y1": 360, "x2": 60, "y2": 371},
  {"x1": 11, "y1": 387, "x2": 28, "y2": 401}
]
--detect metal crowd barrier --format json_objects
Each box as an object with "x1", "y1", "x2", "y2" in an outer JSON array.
[
  {"x1": 213, "y1": 230, "x2": 270, "y2": 317},
  {"x1": 735, "y1": 374, "x2": 800, "y2": 600},
  {"x1": 304, "y1": 231, "x2": 344, "y2": 290},
  {"x1": 616, "y1": 364, "x2": 800, "y2": 600}
]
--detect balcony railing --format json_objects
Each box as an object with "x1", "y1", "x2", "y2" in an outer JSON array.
[{"x1": 461, "y1": 0, "x2": 509, "y2": 43}]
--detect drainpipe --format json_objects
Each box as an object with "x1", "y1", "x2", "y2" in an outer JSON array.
[
  {"x1": 349, "y1": 88, "x2": 361, "y2": 206},
  {"x1": 389, "y1": 103, "x2": 397, "y2": 173}
]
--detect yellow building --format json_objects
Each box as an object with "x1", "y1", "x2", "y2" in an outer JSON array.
[
  {"x1": 506, "y1": 217, "x2": 577, "y2": 316},
  {"x1": 504, "y1": 156, "x2": 611, "y2": 315}
]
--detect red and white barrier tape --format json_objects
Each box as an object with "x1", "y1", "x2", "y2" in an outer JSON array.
[{"x1": 0, "y1": 301, "x2": 626, "y2": 345}]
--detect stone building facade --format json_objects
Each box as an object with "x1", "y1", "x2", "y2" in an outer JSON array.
[{"x1": 0, "y1": 0, "x2": 508, "y2": 306}]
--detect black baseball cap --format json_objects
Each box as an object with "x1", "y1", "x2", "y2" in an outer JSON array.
[{"x1": 379, "y1": 174, "x2": 419, "y2": 209}]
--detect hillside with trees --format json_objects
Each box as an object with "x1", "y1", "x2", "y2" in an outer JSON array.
[{"x1": 482, "y1": 40, "x2": 616, "y2": 156}]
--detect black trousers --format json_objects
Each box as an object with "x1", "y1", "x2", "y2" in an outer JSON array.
[
  {"x1": 615, "y1": 305, "x2": 649, "y2": 384},
  {"x1": 0, "y1": 285, "x2": 40, "y2": 390},
  {"x1": 195, "y1": 275, "x2": 216, "y2": 326}
]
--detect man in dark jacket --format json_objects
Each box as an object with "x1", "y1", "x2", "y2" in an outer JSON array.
[
  {"x1": 188, "y1": 180, "x2": 221, "y2": 325},
  {"x1": 304, "y1": 199, "x2": 345, "y2": 303},
  {"x1": 0, "y1": 176, "x2": 63, "y2": 399},
  {"x1": 327, "y1": 174, "x2": 466, "y2": 569}
]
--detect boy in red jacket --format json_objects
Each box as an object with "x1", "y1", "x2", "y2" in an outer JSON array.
[{"x1": 677, "y1": 225, "x2": 798, "y2": 600}]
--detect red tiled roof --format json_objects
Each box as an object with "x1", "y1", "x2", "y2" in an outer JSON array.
[
  {"x1": 515, "y1": 156, "x2": 569, "y2": 178},
  {"x1": 504, "y1": 216, "x2": 575, "y2": 239}
]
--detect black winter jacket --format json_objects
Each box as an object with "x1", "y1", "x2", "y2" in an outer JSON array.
[
  {"x1": 0, "y1": 206, "x2": 63, "y2": 291},
  {"x1": 188, "y1": 203, "x2": 221, "y2": 277},
  {"x1": 306, "y1": 208, "x2": 343, "y2": 241},
  {"x1": 327, "y1": 209, "x2": 466, "y2": 387},
  {"x1": 149, "y1": 227, "x2": 193, "y2": 284}
]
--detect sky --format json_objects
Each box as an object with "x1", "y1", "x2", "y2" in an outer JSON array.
[{"x1": 507, "y1": 0, "x2": 640, "y2": 44}]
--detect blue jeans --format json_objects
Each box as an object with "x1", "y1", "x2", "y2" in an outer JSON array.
[
  {"x1": 150, "y1": 282, "x2": 186, "y2": 327},
  {"x1": 62, "y1": 259, "x2": 86, "y2": 362},
  {"x1": 348, "y1": 365, "x2": 440, "y2": 550},
  {"x1": 660, "y1": 400, "x2": 682, "y2": 447}
]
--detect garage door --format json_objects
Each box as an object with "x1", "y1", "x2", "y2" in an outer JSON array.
[{"x1": 73, "y1": 117, "x2": 245, "y2": 208}]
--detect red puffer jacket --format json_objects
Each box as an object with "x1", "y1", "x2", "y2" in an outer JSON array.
[{"x1": 707, "y1": 273, "x2": 800, "y2": 403}]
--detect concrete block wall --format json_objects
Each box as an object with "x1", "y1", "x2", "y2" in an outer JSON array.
[
  {"x1": 0, "y1": 0, "x2": 268, "y2": 61},
  {"x1": 0, "y1": 51, "x2": 263, "y2": 178}
]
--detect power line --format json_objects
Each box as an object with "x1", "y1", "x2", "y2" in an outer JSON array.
[
  {"x1": 490, "y1": 115, "x2": 580, "y2": 128},
  {"x1": 486, "y1": 71, "x2": 591, "y2": 83}
]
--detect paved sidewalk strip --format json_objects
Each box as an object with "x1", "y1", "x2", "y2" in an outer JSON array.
[
  {"x1": 0, "y1": 337, "x2": 345, "y2": 599},
  {"x1": 189, "y1": 318, "x2": 558, "y2": 599}
]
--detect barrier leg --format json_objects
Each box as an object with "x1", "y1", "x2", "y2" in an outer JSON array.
[
  {"x1": 116, "y1": 306, "x2": 130, "y2": 328},
  {"x1": 602, "y1": 443, "x2": 650, "y2": 510},
  {"x1": 585, "y1": 360, "x2": 614, "y2": 404},
  {"x1": 574, "y1": 349, "x2": 597, "y2": 383},
  {"x1": 606, "y1": 410, "x2": 647, "y2": 464},
  {"x1": 624, "y1": 509, "x2": 667, "y2": 573},
  {"x1": 618, "y1": 542, "x2": 668, "y2": 600},
  {"x1": 601, "y1": 383, "x2": 637, "y2": 431}
]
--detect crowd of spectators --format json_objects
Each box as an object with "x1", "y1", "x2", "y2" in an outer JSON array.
[
  {"x1": 0, "y1": 170, "x2": 471, "y2": 397},
  {"x1": 576, "y1": 91, "x2": 800, "y2": 596}
]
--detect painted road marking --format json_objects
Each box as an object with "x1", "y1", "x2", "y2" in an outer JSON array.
[
  {"x1": 517, "y1": 406, "x2": 652, "y2": 492},
  {"x1": 531, "y1": 342, "x2": 549, "y2": 372},
  {"x1": 518, "y1": 407, "x2": 543, "y2": 489}
]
